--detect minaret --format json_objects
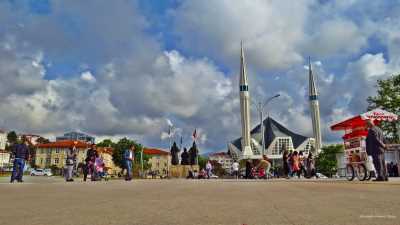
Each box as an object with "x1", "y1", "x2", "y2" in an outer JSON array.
[
  {"x1": 308, "y1": 57, "x2": 322, "y2": 153},
  {"x1": 239, "y1": 42, "x2": 253, "y2": 158}
]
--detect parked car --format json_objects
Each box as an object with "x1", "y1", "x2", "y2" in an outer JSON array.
[
  {"x1": 316, "y1": 173, "x2": 328, "y2": 179},
  {"x1": 30, "y1": 168, "x2": 53, "y2": 176}
]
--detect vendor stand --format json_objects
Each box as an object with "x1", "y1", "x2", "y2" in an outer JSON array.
[{"x1": 331, "y1": 108, "x2": 398, "y2": 181}]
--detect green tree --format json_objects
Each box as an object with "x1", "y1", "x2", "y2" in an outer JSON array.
[
  {"x1": 111, "y1": 138, "x2": 150, "y2": 177},
  {"x1": 112, "y1": 138, "x2": 135, "y2": 169},
  {"x1": 367, "y1": 74, "x2": 400, "y2": 143},
  {"x1": 96, "y1": 139, "x2": 114, "y2": 147},
  {"x1": 316, "y1": 144, "x2": 344, "y2": 177},
  {"x1": 198, "y1": 155, "x2": 207, "y2": 169},
  {"x1": 7, "y1": 131, "x2": 18, "y2": 144}
]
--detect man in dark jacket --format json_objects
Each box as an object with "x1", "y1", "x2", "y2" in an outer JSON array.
[
  {"x1": 366, "y1": 119, "x2": 388, "y2": 181},
  {"x1": 84, "y1": 144, "x2": 97, "y2": 181},
  {"x1": 10, "y1": 139, "x2": 30, "y2": 183}
]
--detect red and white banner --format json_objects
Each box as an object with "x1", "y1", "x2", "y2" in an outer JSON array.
[{"x1": 360, "y1": 108, "x2": 398, "y2": 121}]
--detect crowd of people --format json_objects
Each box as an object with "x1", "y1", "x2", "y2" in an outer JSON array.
[
  {"x1": 8, "y1": 140, "x2": 137, "y2": 183},
  {"x1": 282, "y1": 150, "x2": 316, "y2": 179},
  {"x1": 67, "y1": 144, "x2": 109, "y2": 182},
  {"x1": 7, "y1": 120, "x2": 400, "y2": 183}
]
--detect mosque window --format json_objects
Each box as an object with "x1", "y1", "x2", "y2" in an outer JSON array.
[{"x1": 272, "y1": 138, "x2": 293, "y2": 155}]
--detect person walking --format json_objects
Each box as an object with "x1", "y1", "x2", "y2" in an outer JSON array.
[
  {"x1": 291, "y1": 151, "x2": 300, "y2": 178},
  {"x1": 245, "y1": 160, "x2": 253, "y2": 179},
  {"x1": 306, "y1": 152, "x2": 316, "y2": 178},
  {"x1": 206, "y1": 161, "x2": 213, "y2": 179},
  {"x1": 84, "y1": 144, "x2": 97, "y2": 181},
  {"x1": 232, "y1": 160, "x2": 239, "y2": 179},
  {"x1": 366, "y1": 119, "x2": 388, "y2": 181},
  {"x1": 65, "y1": 146, "x2": 77, "y2": 182},
  {"x1": 123, "y1": 146, "x2": 134, "y2": 181},
  {"x1": 287, "y1": 151, "x2": 293, "y2": 177},
  {"x1": 298, "y1": 151, "x2": 307, "y2": 178},
  {"x1": 10, "y1": 138, "x2": 30, "y2": 183},
  {"x1": 256, "y1": 155, "x2": 271, "y2": 179},
  {"x1": 282, "y1": 150, "x2": 289, "y2": 178}
]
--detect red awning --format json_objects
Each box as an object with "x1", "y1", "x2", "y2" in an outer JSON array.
[{"x1": 331, "y1": 108, "x2": 398, "y2": 131}]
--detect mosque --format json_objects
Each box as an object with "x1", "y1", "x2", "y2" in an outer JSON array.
[{"x1": 228, "y1": 43, "x2": 321, "y2": 161}]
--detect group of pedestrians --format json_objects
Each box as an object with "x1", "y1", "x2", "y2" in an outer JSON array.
[
  {"x1": 283, "y1": 150, "x2": 315, "y2": 179},
  {"x1": 66, "y1": 144, "x2": 106, "y2": 182}
]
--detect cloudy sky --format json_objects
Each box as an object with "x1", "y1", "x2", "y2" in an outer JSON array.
[{"x1": 0, "y1": 0, "x2": 399, "y2": 152}]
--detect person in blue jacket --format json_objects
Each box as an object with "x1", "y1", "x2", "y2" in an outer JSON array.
[{"x1": 123, "y1": 146, "x2": 135, "y2": 181}]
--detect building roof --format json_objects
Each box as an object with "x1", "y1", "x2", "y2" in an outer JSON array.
[
  {"x1": 143, "y1": 148, "x2": 169, "y2": 155},
  {"x1": 231, "y1": 117, "x2": 309, "y2": 151},
  {"x1": 37, "y1": 140, "x2": 90, "y2": 148}
]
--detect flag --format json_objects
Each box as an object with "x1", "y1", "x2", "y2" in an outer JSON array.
[
  {"x1": 192, "y1": 129, "x2": 197, "y2": 139},
  {"x1": 180, "y1": 136, "x2": 183, "y2": 146}
]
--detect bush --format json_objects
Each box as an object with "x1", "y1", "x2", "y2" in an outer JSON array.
[{"x1": 316, "y1": 144, "x2": 344, "y2": 177}]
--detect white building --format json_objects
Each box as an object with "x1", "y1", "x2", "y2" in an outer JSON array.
[
  {"x1": 229, "y1": 117, "x2": 315, "y2": 164},
  {"x1": 0, "y1": 150, "x2": 10, "y2": 168},
  {"x1": 209, "y1": 152, "x2": 234, "y2": 173},
  {"x1": 0, "y1": 130, "x2": 6, "y2": 150}
]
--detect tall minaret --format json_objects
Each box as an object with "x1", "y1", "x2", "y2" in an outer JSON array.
[
  {"x1": 239, "y1": 42, "x2": 253, "y2": 158},
  {"x1": 308, "y1": 57, "x2": 322, "y2": 153}
]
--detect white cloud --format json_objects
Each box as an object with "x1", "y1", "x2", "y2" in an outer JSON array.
[
  {"x1": 1, "y1": 0, "x2": 400, "y2": 151},
  {"x1": 80, "y1": 71, "x2": 96, "y2": 83},
  {"x1": 171, "y1": 0, "x2": 309, "y2": 70}
]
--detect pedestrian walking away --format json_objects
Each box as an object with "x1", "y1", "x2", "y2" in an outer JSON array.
[
  {"x1": 306, "y1": 152, "x2": 316, "y2": 178},
  {"x1": 123, "y1": 146, "x2": 135, "y2": 181},
  {"x1": 206, "y1": 160, "x2": 213, "y2": 179},
  {"x1": 232, "y1": 160, "x2": 239, "y2": 179},
  {"x1": 10, "y1": 137, "x2": 30, "y2": 183},
  {"x1": 65, "y1": 146, "x2": 77, "y2": 182}
]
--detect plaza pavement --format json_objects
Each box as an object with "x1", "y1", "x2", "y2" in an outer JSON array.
[{"x1": 0, "y1": 177, "x2": 399, "y2": 225}]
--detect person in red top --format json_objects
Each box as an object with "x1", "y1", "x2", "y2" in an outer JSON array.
[{"x1": 291, "y1": 151, "x2": 300, "y2": 178}]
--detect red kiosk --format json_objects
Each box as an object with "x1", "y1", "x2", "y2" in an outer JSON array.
[{"x1": 331, "y1": 108, "x2": 398, "y2": 181}]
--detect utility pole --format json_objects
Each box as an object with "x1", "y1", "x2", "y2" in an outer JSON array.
[
  {"x1": 140, "y1": 147, "x2": 144, "y2": 178},
  {"x1": 253, "y1": 94, "x2": 280, "y2": 157}
]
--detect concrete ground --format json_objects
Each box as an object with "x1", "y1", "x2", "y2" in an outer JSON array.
[{"x1": 0, "y1": 177, "x2": 399, "y2": 225}]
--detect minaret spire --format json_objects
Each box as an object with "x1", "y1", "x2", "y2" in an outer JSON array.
[
  {"x1": 308, "y1": 57, "x2": 322, "y2": 153},
  {"x1": 239, "y1": 42, "x2": 253, "y2": 158}
]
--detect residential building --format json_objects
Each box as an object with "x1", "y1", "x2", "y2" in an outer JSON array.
[
  {"x1": 0, "y1": 150, "x2": 10, "y2": 168},
  {"x1": 56, "y1": 132, "x2": 95, "y2": 144},
  {"x1": 209, "y1": 152, "x2": 234, "y2": 173},
  {"x1": 35, "y1": 140, "x2": 121, "y2": 175},
  {"x1": 144, "y1": 148, "x2": 171, "y2": 177},
  {"x1": 0, "y1": 130, "x2": 6, "y2": 150},
  {"x1": 35, "y1": 140, "x2": 90, "y2": 169}
]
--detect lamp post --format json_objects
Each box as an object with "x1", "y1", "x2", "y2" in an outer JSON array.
[
  {"x1": 254, "y1": 94, "x2": 280, "y2": 157},
  {"x1": 140, "y1": 147, "x2": 144, "y2": 178}
]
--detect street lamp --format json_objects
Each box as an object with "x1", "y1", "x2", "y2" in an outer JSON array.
[{"x1": 254, "y1": 94, "x2": 280, "y2": 157}]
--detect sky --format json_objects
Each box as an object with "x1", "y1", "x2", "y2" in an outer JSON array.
[{"x1": 0, "y1": 0, "x2": 399, "y2": 153}]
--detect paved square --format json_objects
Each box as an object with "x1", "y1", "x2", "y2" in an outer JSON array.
[{"x1": 0, "y1": 177, "x2": 399, "y2": 225}]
